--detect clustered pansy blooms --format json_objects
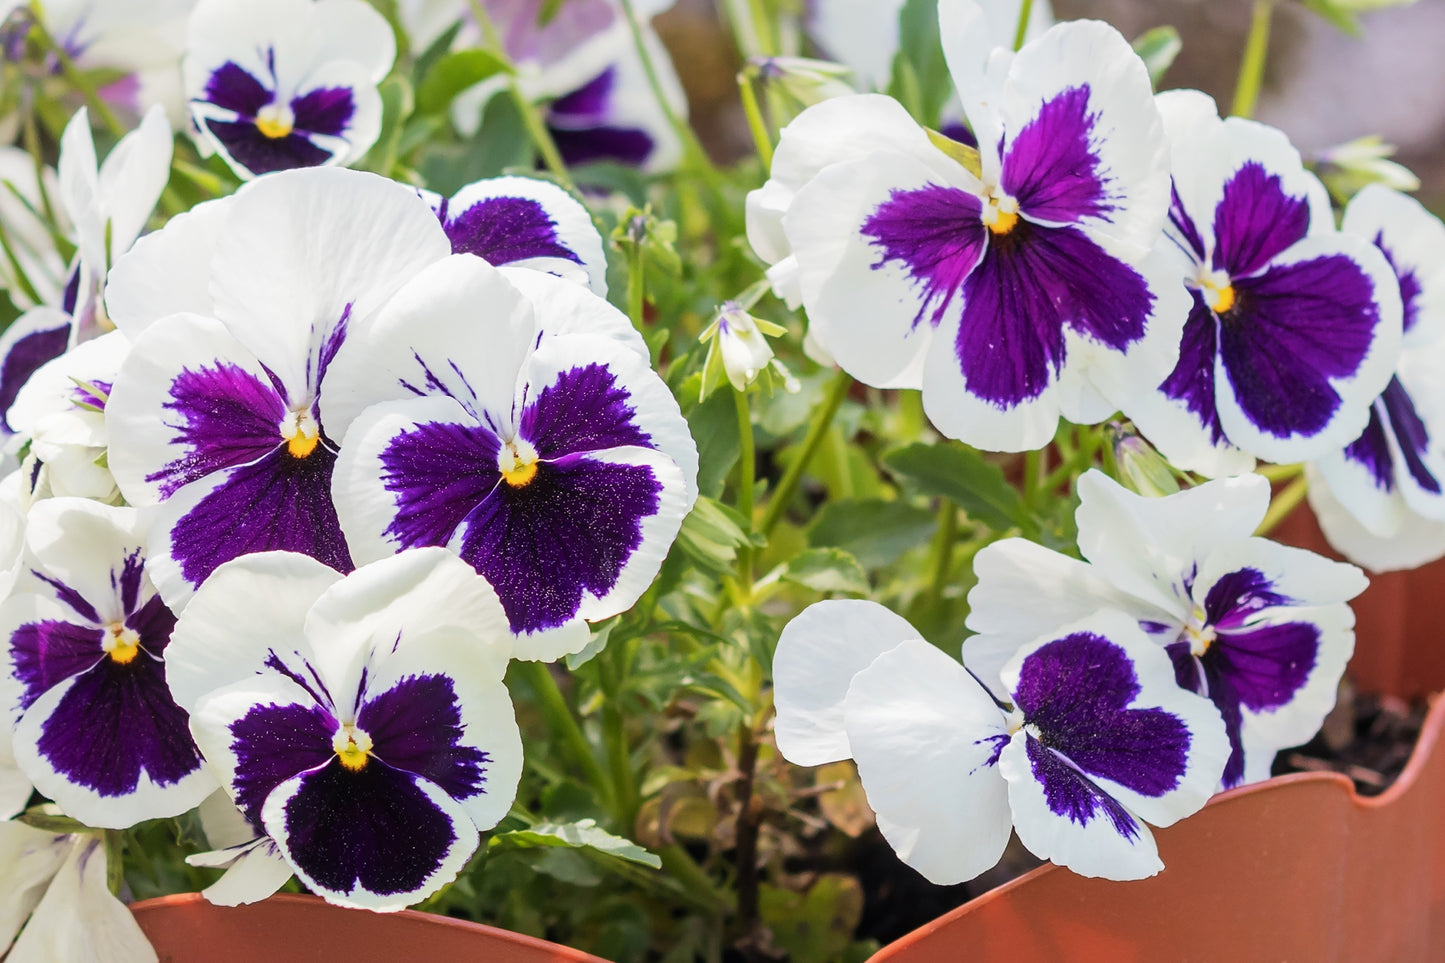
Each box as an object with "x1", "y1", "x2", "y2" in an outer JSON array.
[{"x1": 0, "y1": 0, "x2": 1438, "y2": 958}]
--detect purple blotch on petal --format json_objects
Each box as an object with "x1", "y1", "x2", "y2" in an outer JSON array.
[
  {"x1": 1013, "y1": 632, "x2": 1191, "y2": 799},
  {"x1": 521, "y1": 363, "x2": 652, "y2": 457},
  {"x1": 290, "y1": 86, "x2": 354, "y2": 138},
  {"x1": 10, "y1": 619, "x2": 103, "y2": 708},
  {"x1": 202, "y1": 120, "x2": 336, "y2": 176},
  {"x1": 1381, "y1": 376, "x2": 1441, "y2": 494},
  {"x1": 202, "y1": 62, "x2": 271, "y2": 117},
  {"x1": 151, "y1": 362, "x2": 286, "y2": 498},
  {"x1": 549, "y1": 124, "x2": 655, "y2": 169},
  {"x1": 379, "y1": 419, "x2": 503, "y2": 551},
  {"x1": 32, "y1": 574, "x2": 102, "y2": 624},
  {"x1": 550, "y1": 68, "x2": 614, "y2": 119},
  {"x1": 280, "y1": 758, "x2": 459, "y2": 896},
  {"x1": 1202, "y1": 567, "x2": 1290, "y2": 631},
  {"x1": 1211, "y1": 162, "x2": 1311, "y2": 279},
  {"x1": 861, "y1": 182, "x2": 988, "y2": 331},
  {"x1": 955, "y1": 222, "x2": 1153, "y2": 407},
  {"x1": 359, "y1": 674, "x2": 490, "y2": 800},
  {"x1": 0, "y1": 324, "x2": 70, "y2": 431},
  {"x1": 229, "y1": 699, "x2": 336, "y2": 824},
  {"x1": 1002, "y1": 85, "x2": 1113, "y2": 226},
  {"x1": 1159, "y1": 294, "x2": 1227, "y2": 444},
  {"x1": 1024, "y1": 735, "x2": 1141, "y2": 839},
  {"x1": 1168, "y1": 183, "x2": 1206, "y2": 262},
  {"x1": 443, "y1": 196, "x2": 583, "y2": 267},
  {"x1": 1220, "y1": 253, "x2": 1380, "y2": 440},
  {"x1": 1376, "y1": 234, "x2": 1422, "y2": 335},
  {"x1": 1344, "y1": 404, "x2": 1393, "y2": 491}
]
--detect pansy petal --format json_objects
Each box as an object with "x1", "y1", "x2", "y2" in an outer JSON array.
[
  {"x1": 0, "y1": 308, "x2": 72, "y2": 434},
  {"x1": 499, "y1": 265, "x2": 645, "y2": 359},
  {"x1": 105, "y1": 197, "x2": 234, "y2": 336},
  {"x1": 440, "y1": 176, "x2": 607, "y2": 295},
  {"x1": 1306, "y1": 464, "x2": 1445, "y2": 572},
  {"x1": 208, "y1": 167, "x2": 450, "y2": 395},
  {"x1": 1342, "y1": 184, "x2": 1445, "y2": 347},
  {"x1": 1214, "y1": 233, "x2": 1402, "y2": 463},
  {"x1": 1074, "y1": 469, "x2": 1270, "y2": 615},
  {"x1": 938, "y1": 0, "x2": 1052, "y2": 104},
  {"x1": 188, "y1": 837, "x2": 293, "y2": 906},
  {"x1": 263, "y1": 761, "x2": 478, "y2": 912},
  {"x1": 20, "y1": 499, "x2": 150, "y2": 627},
  {"x1": 165, "y1": 551, "x2": 343, "y2": 715},
  {"x1": 0, "y1": 823, "x2": 67, "y2": 951},
  {"x1": 772, "y1": 599, "x2": 923, "y2": 767},
  {"x1": 1, "y1": 595, "x2": 102, "y2": 712},
  {"x1": 94, "y1": 104, "x2": 174, "y2": 259},
  {"x1": 844, "y1": 638, "x2": 1012, "y2": 885},
  {"x1": 311, "y1": 0, "x2": 397, "y2": 82},
  {"x1": 9, "y1": 837, "x2": 157, "y2": 963},
  {"x1": 786, "y1": 151, "x2": 983, "y2": 389}
]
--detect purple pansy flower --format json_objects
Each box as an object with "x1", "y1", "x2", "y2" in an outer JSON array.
[
  {"x1": 326, "y1": 254, "x2": 695, "y2": 661},
  {"x1": 166, "y1": 548, "x2": 522, "y2": 911},
  {"x1": 420, "y1": 175, "x2": 609, "y2": 295},
  {"x1": 183, "y1": 0, "x2": 395, "y2": 179},
  {"x1": 1306, "y1": 184, "x2": 1445, "y2": 571},
  {"x1": 757, "y1": 17, "x2": 1188, "y2": 451},
  {"x1": 104, "y1": 167, "x2": 453, "y2": 610},
  {"x1": 0, "y1": 499, "x2": 215, "y2": 828},
  {"x1": 1129, "y1": 91, "x2": 1403, "y2": 476},
  {"x1": 773, "y1": 602, "x2": 1227, "y2": 881},
  {"x1": 965, "y1": 470, "x2": 1366, "y2": 789}
]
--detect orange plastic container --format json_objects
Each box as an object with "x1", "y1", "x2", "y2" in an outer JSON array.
[{"x1": 130, "y1": 892, "x2": 609, "y2": 963}]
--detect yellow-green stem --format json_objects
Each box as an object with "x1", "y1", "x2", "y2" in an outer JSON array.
[
  {"x1": 1257, "y1": 462, "x2": 1303, "y2": 483},
  {"x1": 746, "y1": 0, "x2": 778, "y2": 56},
  {"x1": 626, "y1": 241, "x2": 646, "y2": 332},
  {"x1": 733, "y1": 386, "x2": 756, "y2": 585},
  {"x1": 513, "y1": 661, "x2": 613, "y2": 811},
  {"x1": 1012, "y1": 0, "x2": 1036, "y2": 51},
  {"x1": 1231, "y1": 0, "x2": 1274, "y2": 120},
  {"x1": 760, "y1": 369, "x2": 851, "y2": 536},
  {"x1": 738, "y1": 72, "x2": 773, "y2": 169},
  {"x1": 1255, "y1": 474, "x2": 1308, "y2": 537},
  {"x1": 924, "y1": 500, "x2": 959, "y2": 619}
]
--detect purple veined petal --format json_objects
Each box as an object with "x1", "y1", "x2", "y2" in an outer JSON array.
[
  {"x1": 262, "y1": 758, "x2": 479, "y2": 911},
  {"x1": 1210, "y1": 161, "x2": 1312, "y2": 279},
  {"x1": 498, "y1": 266, "x2": 644, "y2": 359},
  {"x1": 438, "y1": 176, "x2": 607, "y2": 294},
  {"x1": 12, "y1": 654, "x2": 213, "y2": 828},
  {"x1": 1306, "y1": 461, "x2": 1445, "y2": 572},
  {"x1": 356, "y1": 675, "x2": 493, "y2": 800},
  {"x1": 1001, "y1": 85, "x2": 1115, "y2": 227},
  {"x1": 148, "y1": 443, "x2": 354, "y2": 610},
  {"x1": 21, "y1": 499, "x2": 160, "y2": 635},
  {"x1": 192, "y1": 107, "x2": 341, "y2": 178},
  {"x1": 1342, "y1": 184, "x2": 1445, "y2": 348},
  {"x1": 784, "y1": 149, "x2": 981, "y2": 390},
  {"x1": 186, "y1": 836, "x2": 294, "y2": 907},
  {"x1": 290, "y1": 86, "x2": 355, "y2": 138},
  {"x1": 200, "y1": 61, "x2": 272, "y2": 118},
  {"x1": 4, "y1": 598, "x2": 104, "y2": 712},
  {"x1": 190, "y1": 674, "x2": 338, "y2": 827},
  {"x1": 843, "y1": 637, "x2": 1013, "y2": 885},
  {"x1": 1167, "y1": 183, "x2": 1207, "y2": 263},
  {"x1": 0, "y1": 308, "x2": 72, "y2": 433},
  {"x1": 1214, "y1": 233, "x2": 1402, "y2": 463}
]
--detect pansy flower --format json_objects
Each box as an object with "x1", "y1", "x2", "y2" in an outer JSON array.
[
  {"x1": 166, "y1": 549, "x2": 523, "y2": 911},
  {"x1": 760, "y1": 17, "x2": 1188, "y2": 451},
  {"x1": 1306, "y1": 185, "x2": 1445, "y2": 571},
  {"x1": 326, "y1": 254, "x2": 696, "y2": 661},
  {"x1": 104, "y1": 167, "x2": 452, "y2": 609},
  {"x1": 0, "y1": 498, "x2": 214, "y2": 828},
  {"x1": 421, "y1": 175, "x2": 608, "y2": 294},
  {"x1": 773, "y1": 601, "x2": 1227, "y2": 881},
  {"x1": 965, "y1": 470, "x2": 1366, "y2": 788},
  {"x1": 183, "y1": 0, "x2": 395, "y2": 179},
  {"x1": 1128, "y1": 90, "x2": 1402, "y2": 475},
  {"x1": 183, "y1": 791, "x2": 294, "y2": 906}
]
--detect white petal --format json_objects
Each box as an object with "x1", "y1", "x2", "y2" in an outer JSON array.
[
  {"x1": 0, "y1": 823, "x2": 68, "y2": 952},
  {"x1": 1343, "y1": 184, "x2": 1445, "y2": 350},
  {"x1": 844, "y1": 638, "x2": 1013, "y2": 885},
  {"x1": 9, "y1": 837, "x2": 157, "y2": 963},
  {"x1": 312, "y1": 0, "x2": 397, "y2": 83},
  {"x1": 187, "y1": 673, "x2": 324, "y2": 802},
  {"x1": 9, "y1": 331, "x2": 129, "y2": 446},
  {"x1": 197, "y1": 789, "x2": 257, "y2": 850},
  {"x1": 499, "y1": 265, "x2": 645, "y2": 359},
  {"x1": 104, "y1": 196, "x2": 234, "y2": 337},
  {"x1": 189, "y1": 838, "x2": 293, "y2": 907},
  {"x1": 95, "y1": 105, "x2": 173, "y2": 260},
  {"x1": 21, "y1": 498, "x2": 149, "y2": 624},
  {"x1": 1306, "y1": 464, "x2": 1445, "y2": 572},
  {"x1": 772, "y1": 599, "x2": 922, "y2": 766},
  {"x1": 58, "y1": 107, "x2": 104, "y2": 280}
]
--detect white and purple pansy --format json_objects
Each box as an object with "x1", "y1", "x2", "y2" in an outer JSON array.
[
  {"x1": 183, "y1": 0, "x2": 394, "y2": 179},
  {"x1": 1306, "y1": 185, "x2": 1445, "y2": 572},
  {"x1": 421, "y1": 175, "x2": 608, "y2": 294},
  {"x1": 1128, "y1": 91, "x2": 1403, "y2": 476},
  {"x1": 965, "y1": 470, "x2": 1367, "y2": 789},
  {"x1": 0, "y1": 498, "x2": 214, "y2": 828},
  {"x1": 166, "y1": 549, "x2": 523, "y2": 911},
  {"x1": 104, "y1": 167, "x2": 451, "y2": 609},
  {"x1": 771, "y1": 17, "x2": 1189, "y2": 451},
  {"x1": 772, "y1": 601, "x2": 1228, "y2": 881},
  {"x1": 326, "y1": 254, "x2": 695, "y2": 661}
]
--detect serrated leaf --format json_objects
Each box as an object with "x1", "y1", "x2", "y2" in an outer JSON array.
[
  {"x1": 1131, "y1": 25, "x2": 1181, "y2": 89},
  {"x1": 490, "y1": 818, "x2": 662, "y2": 868},
  {"x1": 808, "y1": 498, "x2": 935, "y2": 568},
  {"x1": 883, "y1": 442, "x2": 1024, "y2": 532},
  {"x1": 781, "y1": 547, "x2": 868, "y2": 595},
  {"x1": 417, "y1": 49, "x2": 509, "y2": 115}
]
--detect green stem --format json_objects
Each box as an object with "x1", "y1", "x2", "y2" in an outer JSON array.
[
  {"x1": 1012, "y1": 0, "x2": 1036, "y2": 51},
  {"x1": 1257, "y1": 462, "x2": 1303, "y2": 483},
  {"x1": 759, "y1": 369, "x2": 851, "y2": 537},
  {"x1": 923, "y1": 500, "x2": 959, "y2": 619},
  {"x1": 513, "y1": 661, "x2": 613, "y2": 810},
  {"x1": 626, "y1": 239, "x2": 646, "y2": 332},
  {"x1": 1023, "y1": 448, "x2": 1042, "y2": 507},
  {"x1": 745, "y1": 0, "x2": 778, "y2": 56},
  {"x1": 733, "y1": 386, "x2": 756, "y2": 584},
  {"x1": 1256, "y1": 474, "x2": 1308, "y2": 537},
  {"x1": 29, "y1": 18, "x2": 125, "y2": 137},
  {"x1": 658, "y1": 843, "x2": 730, "y2": 914},
  {"x1": 600, "y1": 648, "x2": 639, "y2": 830},
  {"x1": 1231, "y1": 0, "x2": 1274, "y2": 120},
  {"x1": 737, "y1": 72, "x2": 774, "y2": 169}
]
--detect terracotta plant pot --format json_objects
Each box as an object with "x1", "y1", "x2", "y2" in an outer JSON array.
[
  {"x1": 130, "y1": 892, "x2": 609, "y2": 963},
  {"x1": 1272, "y1": 503, "x2": 1445, "y2": 699},
  {"x1": 870, "y1": 693, "x2": 1445, "y2": 961}
]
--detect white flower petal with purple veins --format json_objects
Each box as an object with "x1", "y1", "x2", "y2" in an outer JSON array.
[
  {"x1": 330, "y1": 257, "x2": 695, "y2": 661},
  {"x1": 0, "y1": 499, "x2": 213, "y2": 828},
  {"x1": 771, "y1": 599, "x2": 926, "y2": 766},
  {"x1": 186, "y1": 835, "x2": 294, "y2": 906},
  {"x1": 1130, "y1": 91, "x2": 1403, "y2": 474},
  {"x1": 105, "y1": 167, "x2": 452, "y2": 608},
  {"x1": 176, "y1": 549, "x2": 521, "y2": 911},
  {"x1": 997, "y1": 612, "x2": 1228, "y2": 880},
  {"x1": 1305, "y1": 186, "x2": 1445, "y2": 570},
  {"x1": 183, "y1": 0, "x2": 394, "y2": 179},
  {"x1": 424, "y1": 176, "x2": 607, "y2": 294},
  {"x1": 778, "y1": 19, "x2": 1181, "y2": 451}
]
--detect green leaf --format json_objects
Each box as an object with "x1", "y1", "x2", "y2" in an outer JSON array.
[
  {"x1": 889, "y1": 0, "x2": 951, "y2": 128},
  {"x1": 358, "y1": 75, "x2": 412, "y2": 175},
  {"x1": 1131, "y1": 25, "x2": 1182, "y2": 89},
  {"x1": 490, "y1": 818, "x2": 662, "y2": 869},
  {"x1": 16, "y1": 807, "x2": 90, "y2": 834},
  {"x1": 674, "y1": 497, "x2": 750, "y2": 576},
  {"x1": 883, "y1": 442, "x2": 1024, "y2": 532},
  {"x1": 781, "y1": 547, "x2": 869, "y2": 595},
  {"x1": 565, "y1": 616, "x2": 620, "y2": 670},
  {"x1": 682, "y1": 375, "x2": 741, "y2": 498},
  {"x1": 808, "y1": 498, "x2": 935, "y2": 568},
  {"x1": 416, "y1": 49, "x2": 510, "y2": 115}
]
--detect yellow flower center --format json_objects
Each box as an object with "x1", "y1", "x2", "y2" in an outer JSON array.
[
  {"x1": 103, "y1": 622, "x2": 140, "y2": 665},
  {"x1": 280, "y1": 407, "x2": 321, "y2": 459},
  {"x1": 1184, "y1": 604, "x2": 1217, "y2": 657},
  {"x1": 332, "y1": 724, "x2": 373, "y2": 772},
  {"x1": 982, "y1": 191, "x2": 1020, "y2": 235},
  {"x1": 498, "y1": 438, "x2": 540, "y2": 487},
  {"x1": 1198, "y1": 268, "x2": 1236, "y2": 314},
  {"x1": 255, "y1": 103, "x2": 294, "y2": 140}
]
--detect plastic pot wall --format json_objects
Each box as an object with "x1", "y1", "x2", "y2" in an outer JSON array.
[{"x1": 130, "y1": 892, "x2": 610, "y2": 963}]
